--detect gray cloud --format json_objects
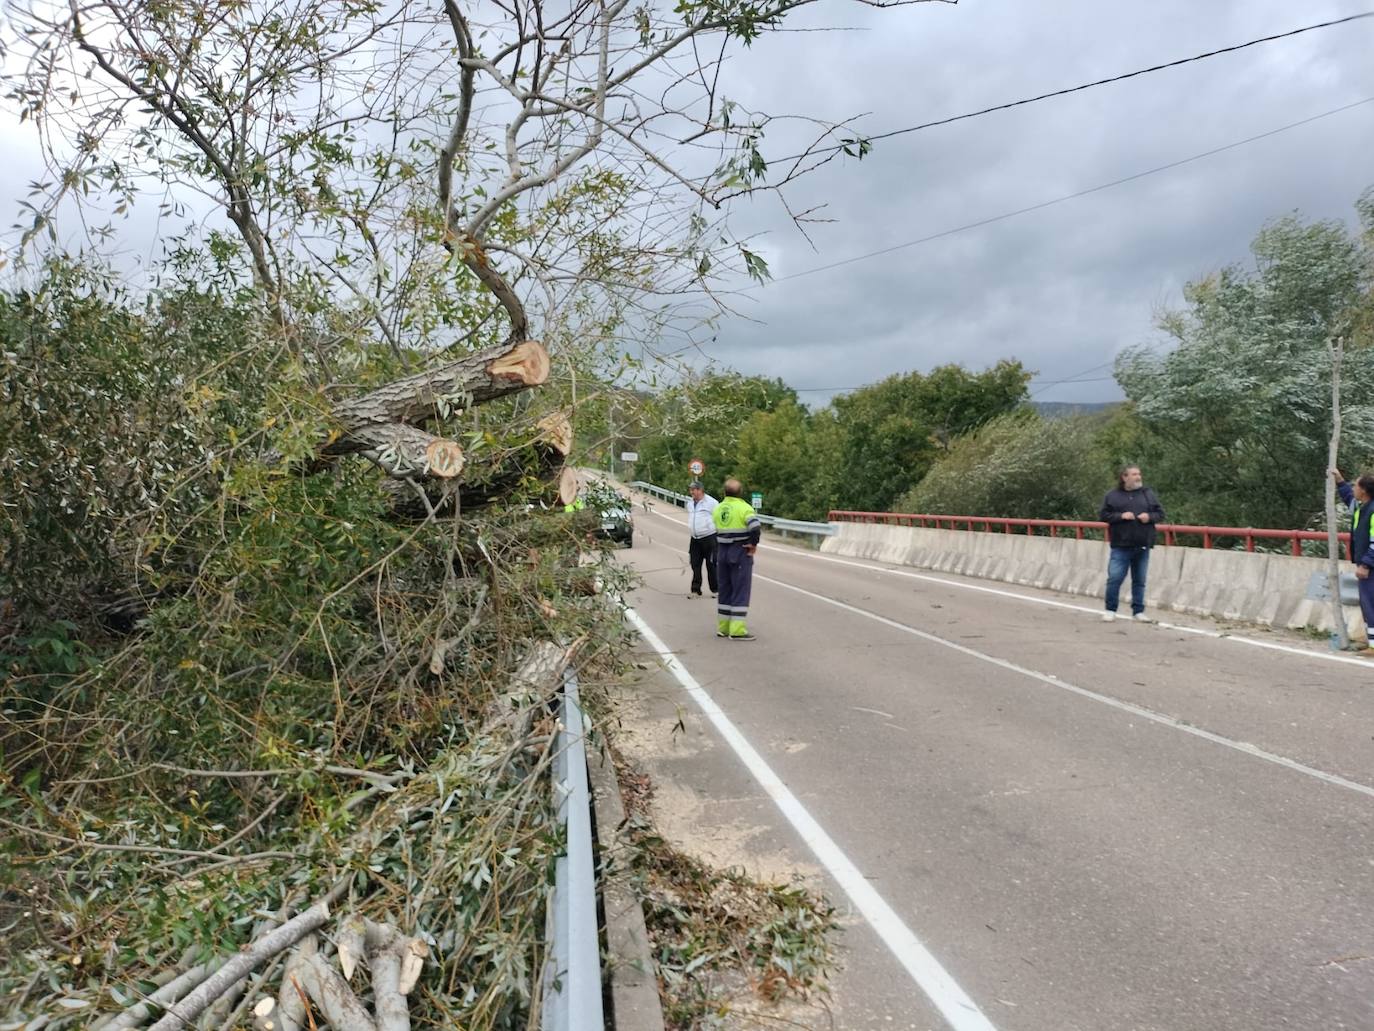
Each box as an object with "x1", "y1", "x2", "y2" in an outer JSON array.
[{"x1": 702, "y1": 0, "x2": 1374, "y2": 404}]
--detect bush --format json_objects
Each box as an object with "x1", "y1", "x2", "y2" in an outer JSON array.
[{"x1": 897, "y1": 410, "x2": 1107, "y2": 520}]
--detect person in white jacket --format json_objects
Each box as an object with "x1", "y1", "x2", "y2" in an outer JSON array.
[{"x1": 686, "y1": 480, "x2": 718, "y2": 598}]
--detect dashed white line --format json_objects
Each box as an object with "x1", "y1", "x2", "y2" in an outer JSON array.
[
  {"x1": 623, "y1": 604, "x2": 999, "y2": 1031},
  {"x1": 754, "y1": 573, "x2": 1374, "y2": 802}
]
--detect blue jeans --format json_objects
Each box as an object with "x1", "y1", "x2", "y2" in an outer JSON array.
[{"x1": 1105, "y1": 546, "x2": 1151, "y2": 615}]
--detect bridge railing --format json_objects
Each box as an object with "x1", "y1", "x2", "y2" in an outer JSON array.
[{"x1": 827, "y1": 511, "x2": 1351, "y2": 558}]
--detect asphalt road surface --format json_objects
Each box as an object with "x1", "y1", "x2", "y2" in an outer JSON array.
[{"x1": 615, "y1": 494, "x2": 1374, "y2": 1031}]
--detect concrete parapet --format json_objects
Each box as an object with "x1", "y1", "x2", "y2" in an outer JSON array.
[{"x1": 821, "y1": 523, "x2": 1365, "y2": 642}]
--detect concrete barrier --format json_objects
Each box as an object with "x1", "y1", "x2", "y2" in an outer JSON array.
[{"x1": 821, "y1": 523, "x2": 1366, "y2": 641}]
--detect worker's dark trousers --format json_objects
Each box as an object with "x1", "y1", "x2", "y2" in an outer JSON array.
[
  {"x1": 1360, "y1": 570, "x2": 1374, "y2": 644},
  {"x1": 715, "y1": 542, "x2": 753, "y2": 637},
  {"x1": 688, "y1": 534, "x2": 718, "y2": 595}
]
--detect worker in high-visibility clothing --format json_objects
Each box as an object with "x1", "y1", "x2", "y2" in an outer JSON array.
[
  {"x1": 712, "y1": 478, "x2": 762, "y2": 641},
  {"x1": 1333, "y1": 467, "x2": 1374, "y2": 654}
]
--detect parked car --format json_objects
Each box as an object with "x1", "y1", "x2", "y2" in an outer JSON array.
[{"x1": 596, "y1": 500, "x2": 634, "y2": 547}]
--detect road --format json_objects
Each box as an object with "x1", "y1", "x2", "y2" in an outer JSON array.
[{"x1": 613, "y1": 493, "x2": 1374, "y2": 1031}]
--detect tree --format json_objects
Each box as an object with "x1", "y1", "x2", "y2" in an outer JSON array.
[
  {"x1": 831, "y1": 360, "x2": 1030, "y2": 512},
  {"x1": 734, "y1": 399, "x2": 838, "y2": 520},
  {"x1": 896, "y1": 409, "x2": 1108, "y2": 519},
  {"x1": 633, "y1": 372, "x2": 797, "y2": 493},
  {"x1": 1116, "y1": 201, "x2": 1374, "y2": 530},
  {"x1": 5, "y1": 0, "x2": 946, "y2": 494},
  {"x1": 0, "y1": 0, "x2": 960, "y2": 1024}
]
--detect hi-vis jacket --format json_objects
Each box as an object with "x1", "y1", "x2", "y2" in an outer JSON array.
[
  {"x1": 1337, "y1": 480, "x2": 1374, "y2": 568},
  {"x1": 712, "y1": 496, "x2": 761, "y2": 546}
]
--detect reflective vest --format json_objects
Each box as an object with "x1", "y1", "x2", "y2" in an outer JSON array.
[{"x1": 713, "y1": 496, "x2": 760, "y2": 545}]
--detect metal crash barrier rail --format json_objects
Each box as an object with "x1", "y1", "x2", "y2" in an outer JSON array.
[
  {"x1": 629, "y1": 481, "x2": 836, "y2": 539},
  {"x1": 541, "y1": 668, "x2": 602, "y2": 1030}
]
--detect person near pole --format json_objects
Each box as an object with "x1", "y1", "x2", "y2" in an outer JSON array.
[
  {"x1": 1332, "y1": 468, "x2": 1374, "y2": 654},
  {"x1": 686, "y1": 480, "x2": 718, "y2": 598},
  {"x1": 712, "y1": 478, "x2": 761, "y2": 641},
  {"x1": 1099, "y1": 465, "x2": 1166, "y2": 622}
]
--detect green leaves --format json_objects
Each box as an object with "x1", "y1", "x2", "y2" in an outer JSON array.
[
  {"x1": 1116, "y1": 199, "x2": 1374, "y2": 529},
  {"x1": 740, "y1": 245, "x2": 770, "y2": 283}
]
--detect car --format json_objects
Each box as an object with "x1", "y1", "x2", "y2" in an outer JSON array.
[{"x1": 597, "y1": 503, "x2": 634, "y2": 547}]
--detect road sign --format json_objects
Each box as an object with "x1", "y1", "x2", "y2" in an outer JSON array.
[
  {"x1": 620, "y1": 451, "x2": 639, "y2": 462},
  {"x1": 688, "y1": 458, "x2": 705, "y2": 476},
  {"x1": 751, "y1": 492, "x2": 763, "y2": 511}
]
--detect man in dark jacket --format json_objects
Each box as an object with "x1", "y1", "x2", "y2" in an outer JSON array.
[
  {"x1": 1333, "y1": 468, "x2": 1374, "y2": 654},
  {"x1": 1099, "y1": 466, "x2": 1166, "y2": 623}
]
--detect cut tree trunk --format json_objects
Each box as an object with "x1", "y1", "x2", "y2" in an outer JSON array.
[
  {"x1": 333, "y1": 340, "x2": 548, "y2": 430},
  {"x1": 482, "y1": 640, "x2": 570, "y2": 742},
  {"x1": 381, "y1": 413, "x2": 574, "y2": 517},
  {"x1": 324, "y1": 424, "x2": 466, "y2": 480},
  {"x1": 146, "y1": 903, "x2": 332, "y2": 1031}
]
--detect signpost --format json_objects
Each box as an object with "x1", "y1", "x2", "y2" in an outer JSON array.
[
  {"x1": 688, "y1": 458, "x2": 705, "y2": 478},
  {"x1": 620, "y1": 451, "x2": 638, "y2": 463},
  {"x1": 751, "y1": 492, "x2": 763, "y2": 511}
]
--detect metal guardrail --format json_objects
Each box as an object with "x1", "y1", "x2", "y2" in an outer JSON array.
[
  {"x1": 629, "y1": 481, "x2": 836, "y2": 539},
  {"x1": 541, "y1": 668, "x2": 603, "y2": 1031}
]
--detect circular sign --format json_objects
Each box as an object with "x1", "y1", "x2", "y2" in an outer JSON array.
[
  {"x1": 425, "y1": 438, "x2": 465, "y2": 479},
  {"x1": 688, "y1": 458, "x2": 705, "y2": 476}
]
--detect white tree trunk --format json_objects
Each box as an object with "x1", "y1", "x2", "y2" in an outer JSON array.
[
  {"x1": 1327, "y1": 336, "x2": 1350, "y2": 650},
  {"x1": 147, "y1": 903, "x2": 332, "y2": 1031}
]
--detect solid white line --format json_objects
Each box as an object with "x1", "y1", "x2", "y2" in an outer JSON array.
[
  {"x1": 623, "y1": 605, "x2": 998, "y2": 1031},
  {"x1": 754, "y1": 573, "x2": 1374, "y2": 801},
  {"x1": 632, "y1": 501, "x2": 1370, "y2": 669}
]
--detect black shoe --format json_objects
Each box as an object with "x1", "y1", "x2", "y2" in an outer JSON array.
[
  {"x1": 716, "y1": 631, "x2": 728, "y2": 638},
  {"x1": 690, "y1": 590, "x2": 702, "y2": 598},
  {"x1": 730, "y1": 633, "x2": 756, "y2": 641}
]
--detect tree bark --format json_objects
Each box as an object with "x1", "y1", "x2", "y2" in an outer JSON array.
[
  {"x1": 364, "y1": 921, "x2": 426, "y2": 1031},
  {"x1": 333, "y1": 339, "x2": 548, "y2": 430},
  {"x1": 323, "y1": 424, "x2": 466, "y2": 480},
  {"x1": 1327, "y1": 336, "x2": 1350, "y2": 650},
  {"x1": 381, "y1": 413, "x2": 573, "y2": 517},
  {"x1": 482, "y1": 640, "x2": 570, "y2": 741},
  {"x1": 147, "y1": 903, "x2": 332, "y2": 1031},
  {"x1": 289, "y1": 953, "x2": 376, "y2": 1031}
]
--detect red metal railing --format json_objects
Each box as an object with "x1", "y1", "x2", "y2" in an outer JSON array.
[{"x1": 826, "y1": 511, "x2": 1351, "y2": 558}]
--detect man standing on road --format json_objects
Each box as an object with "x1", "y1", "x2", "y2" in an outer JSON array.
[
  {"x1": 1099, "y1": 465, "x2": 1166, "y2": 623},
  {"x1": 686, "y1": 480, "x2": 719, "y2": 598},
  {"x1": 1332, "y1": 468, "x2": 1374, "y2": 654},
  {"x1": 713, "y1": 478, "x2": 762, "y2": 640}
]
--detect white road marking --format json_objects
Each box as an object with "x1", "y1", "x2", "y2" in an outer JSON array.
[
  {"x1": 633, "y1": 500, "x2": 1371, "y2": 669},
  {"x1": 623, "y1": 604, "x2": 999, "y2": 1031},
  {"x1": 852, "y1": 706, "x2": 896, "y2": 719},
  {"x1": 755, "y1": 573, "x2": 1374, "y2": 802}
]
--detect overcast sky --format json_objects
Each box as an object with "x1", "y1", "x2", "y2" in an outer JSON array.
[
  {"x1": 688, "y1": 0, "x2": 1374, "y2": 405},
  {"x1": 2, "y1": 1, "x2": 1371, "y2": 407}
]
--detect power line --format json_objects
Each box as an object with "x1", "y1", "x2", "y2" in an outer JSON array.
[
  {"x1": 772, "y1": 96, "x2": 1374, "y2": 284},
  {"x1": 779, "y1": 11, "x2": 1374, "y2": 163}
]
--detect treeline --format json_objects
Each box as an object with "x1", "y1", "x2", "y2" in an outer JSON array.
[{"x1": 633, "y1": 192, "x2": 1374, "y2": 532}]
